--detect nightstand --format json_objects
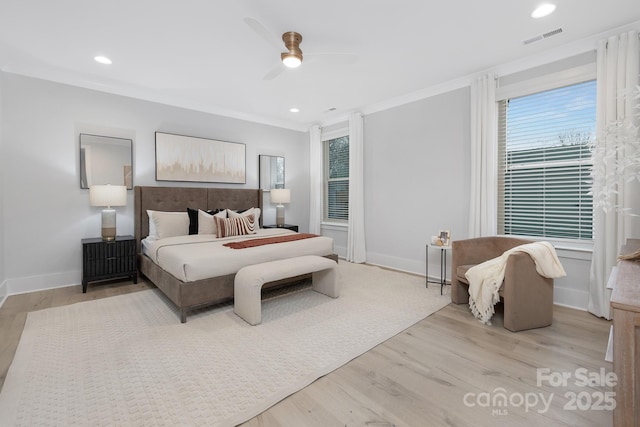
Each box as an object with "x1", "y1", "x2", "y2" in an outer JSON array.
[
  {"x1": 262, "y1": 224, "x2": 299, "y2": 232},
  {"x1": 81, "y1": 235, "x2": 137, "y2": 293}
]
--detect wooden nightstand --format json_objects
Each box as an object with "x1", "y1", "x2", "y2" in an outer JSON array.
[
  {"x1": 262, "y1": 224, "x2": 299, "y2": 232},
  {"x1": 81, "y1": 235, "x2": 137, "y2": 293}
]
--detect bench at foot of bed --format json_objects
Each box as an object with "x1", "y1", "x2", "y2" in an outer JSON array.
[{"x1": 233, "y1": 255, "x2": 339, "y2": 325}]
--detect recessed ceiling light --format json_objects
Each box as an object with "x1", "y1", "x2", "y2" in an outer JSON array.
[
  {"x1": 289, "y1": 107, "x2": 300, "y2": 113},
  {"x1": 531, "y1": 3, "x2": 556, "y2": 18},
  {"x1": 94, "y1": 55, "x2": 112, "y2": 65}
]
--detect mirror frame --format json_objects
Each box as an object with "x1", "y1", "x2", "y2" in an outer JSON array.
[
  {"x1": 80, "y1": 133, "x2": 133, "y2": 189},
  {"x1": 258, "y1": 155, "x2": 285, "y2": 191}
]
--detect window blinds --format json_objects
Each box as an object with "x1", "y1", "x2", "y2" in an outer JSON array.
[
  {"x1": 497, "y1": 80, "x2": 596, "y2": 240},
  {"x1": 324, "y1": 136, "x2": 349, "y2": 221}
]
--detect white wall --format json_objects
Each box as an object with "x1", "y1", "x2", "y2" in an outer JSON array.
[
  {"x1": 364, "y1": 87, "x2": 471, "y2": 276},
  {"x1": 1, "y1": 72, "x2": 307, "y2": 295},
  {"x1": 0, "y1": 75, "x2": 6, "y2": 303},
  {"x1": 554, "y1": 248, "x2": 592, "y2": 309},
  {"x1": 0, "y1": 61, "x2": 598, "y2": 309},
  {"x1": 359, "y1": 57, "x2": 594, "y2": 309}
]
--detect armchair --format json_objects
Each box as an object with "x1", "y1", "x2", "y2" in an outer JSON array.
[{"x1": 451, "y1": 236, "x2": 554, "y2": 332}]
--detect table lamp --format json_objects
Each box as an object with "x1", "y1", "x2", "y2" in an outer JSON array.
[
  {"x1": 270, "y1": 188, "x2": 291, "y2": 227},
  {"x1": 90, "y1": 184, "x2": 127, "y2": 240}
]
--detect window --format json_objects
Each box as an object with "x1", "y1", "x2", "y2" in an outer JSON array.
[
  {"x1": 497, "y1": 80, "x2": 596, "y2": 240},
  {"x1": 324, "y1": 135, "x2": 349, "y2": 222}
]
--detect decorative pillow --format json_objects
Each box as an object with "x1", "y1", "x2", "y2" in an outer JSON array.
[
  {"x1": 187, "y1": 208, "x2": 223, "y2": 235},
  {"x1": 148, "y1": 210, "x2": 189, "y2": 240},
  {"x1": 228, "y1": 207, "x2": 261, "y2": 228},
  {"x1": 215, "y1": 214, "x2": 256, "y2": 238},
  {"x1": 198, "y1": 209, "x2": 227, "y2": 235}
]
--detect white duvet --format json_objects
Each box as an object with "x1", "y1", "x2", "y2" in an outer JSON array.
[{"x1": 142, "y1": 229, "x2": 334, "y2": 282}]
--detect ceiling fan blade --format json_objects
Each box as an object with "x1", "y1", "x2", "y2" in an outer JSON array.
[
  {"x1": 243, "y1": 17, "x2": 282, "y2": 51},
  {"x1": 263, "y1": 64, "x2": 285, "y2": 80},
  {"x1": 306, "y1": 53, "x2": 358, "y2": 66}
]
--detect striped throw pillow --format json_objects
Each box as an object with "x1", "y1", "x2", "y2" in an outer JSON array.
[{"x1": 215, "y1": 214, "x2": 256, "y2": 238}]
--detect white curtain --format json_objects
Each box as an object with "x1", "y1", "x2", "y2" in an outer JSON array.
[
  {"x1": 589, "y1": 30, "x2": 640, "y2": 319},
  {"x1": 308, "y1": 125, "x2": 323, "y2": 235},
  {"x1": 468, "y1": 74, "x2": 498, "y2": 237},
  {"x1": 347, "y1": 112, "x2": 367, "y2": 263}
]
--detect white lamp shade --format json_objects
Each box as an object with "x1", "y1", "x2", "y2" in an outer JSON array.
[
  {"x1": 270, "y1": 188, "x2": 291, "y2": 204},
  {"x1": 89, "y1": 185, "x2": 127, "y2": 207}
]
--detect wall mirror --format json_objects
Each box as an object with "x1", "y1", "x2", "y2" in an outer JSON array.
[
  {"x1": 258, "y1": 155, "x2": 284, "y2": 191},
  {"x1": 80, "y1": 133, "x2": 133, "y2": 189}
]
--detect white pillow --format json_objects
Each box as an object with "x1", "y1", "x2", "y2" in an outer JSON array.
[
  {"x1": 198, "y1": 209, "x2": 227, "y2": 235},
  {"x1": 228, "y1": 207, "x2": 261, "y2": 229},
  {"x1": 147, "y1": 210, "x2": 157, "y2": 238},
  {"x1": 148, "y1": 210, "x2": 189, "y2": 240}
]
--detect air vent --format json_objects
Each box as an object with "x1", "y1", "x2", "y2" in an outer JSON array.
[{"x1": 523, "y1": 27, "x2": 563, "y2": 45}]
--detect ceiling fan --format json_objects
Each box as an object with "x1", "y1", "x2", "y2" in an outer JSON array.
[{"x1": 244, "y1": 17, "x2": 357, "y2": 80}]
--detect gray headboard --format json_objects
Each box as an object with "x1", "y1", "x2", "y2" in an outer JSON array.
[{"x1": 134, "y1": 186, "x2": 263, "y2": 252}]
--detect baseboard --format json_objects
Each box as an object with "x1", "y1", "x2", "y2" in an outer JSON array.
[
  {"x1": 1, "y1": 262, "x2": 590, "y2": 311},
  {"x1": 366, "y1": 252, "x2": 590, "y2": 310},
  {"x1": 554, "y1": 302, "x2": 588, "y2": 312},
  {"x1": 365, "y1": 252, "x2": 425, "y2": 277},
  {"x1": 6, "y1": 270, "x2": 81, "y2": 296},
  {"x1": 0, "y1": 280, "x2": 8, "y2": 310}
]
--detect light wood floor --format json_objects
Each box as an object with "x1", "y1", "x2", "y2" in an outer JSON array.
[{"x1": 0, "y1": 278, "x2": 613, "y2": 426}]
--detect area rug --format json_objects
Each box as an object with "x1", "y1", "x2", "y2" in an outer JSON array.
[{"x1": 0, "y1": 261, "x2": 449, "y2": 426}]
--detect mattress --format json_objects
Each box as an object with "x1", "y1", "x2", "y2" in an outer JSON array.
[{"x1": 142, "y1": 229, "x2": 335, "y2": 282}]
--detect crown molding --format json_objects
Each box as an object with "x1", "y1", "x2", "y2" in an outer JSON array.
[
  {"x1": 319, "y1": 19, "x2": 640, "y2": 130},
  {"x1": 0, "y1": 66, "x2": 310, "y2": 132}
]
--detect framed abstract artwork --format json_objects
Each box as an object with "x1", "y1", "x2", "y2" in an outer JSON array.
[{"x1": 155, "y1": 132, "x2": 246, "y2": 184}]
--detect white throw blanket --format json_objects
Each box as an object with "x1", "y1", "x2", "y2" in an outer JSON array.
[{"x1": 465, "y1": 241, "x2": 566, "y2": 325}]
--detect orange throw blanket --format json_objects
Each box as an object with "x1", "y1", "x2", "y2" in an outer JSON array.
[{"x1": 223, "y1": 233, "x2": 319, "y2": 249}]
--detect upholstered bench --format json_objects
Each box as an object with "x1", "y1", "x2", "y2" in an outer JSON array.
[{"x1": 234, "y1": 255, "x2": 339, "y2": 325}]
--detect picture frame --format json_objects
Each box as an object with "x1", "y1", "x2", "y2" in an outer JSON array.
[
  {"x1": 155, "y1": 132, "x2": 246, "y2": 184},
  {"x1": 439, "y1": 230, "x2": 451, "y2": 246}
]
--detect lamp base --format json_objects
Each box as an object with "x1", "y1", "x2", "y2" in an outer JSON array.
[
  {"x1": 101, "y1": 208, "x2": 117, "y2": 241},
  {"x1": 276, "y1": 204, "x2": 285, "y2": 227}
]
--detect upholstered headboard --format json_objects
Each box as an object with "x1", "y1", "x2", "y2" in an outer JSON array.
[{"x1": 134, "y1": 186, "x2": 263, "y2": 252}]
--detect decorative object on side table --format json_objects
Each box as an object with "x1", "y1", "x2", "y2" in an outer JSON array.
[
  {"x1": 262, "y1": 224, "x2": 298, "y2": 232},
  {"x1": 270, "y1": 188, "x2": 291, "y2": 227},
  {"x1": 81, "y1": 235, "x2": 137, "y2": 293},
  {"x1": 89, "y1": 184, "x2": 127, "y2": 241},
  {"x1": 439, "y1": 230, "x2": 451, "y2": 246}
]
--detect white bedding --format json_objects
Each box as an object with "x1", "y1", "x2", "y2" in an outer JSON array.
[{"x1": 142, "y1": 229, "x2": 335, "y2": 282}]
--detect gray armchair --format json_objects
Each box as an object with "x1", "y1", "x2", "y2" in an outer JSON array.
[{"x1": 451, "y1": 236, "x2": 554, "y2": 332}]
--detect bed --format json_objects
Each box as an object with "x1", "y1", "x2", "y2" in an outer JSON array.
[{"x1": 134, "y1": 186, "x2": 337, "y2": 322}]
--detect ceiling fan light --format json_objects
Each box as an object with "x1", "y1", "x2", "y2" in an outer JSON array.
[
  {"x1": 282, "y1": 53, "x2": 302, "y2": 68},
  {"x1": 281, "y1": 32, "x2": 303, "y2": 68}
]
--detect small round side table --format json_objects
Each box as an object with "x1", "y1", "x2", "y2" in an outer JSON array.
[{"x1": 426, "y1": 243, "x2": 451, "y2": 295}]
